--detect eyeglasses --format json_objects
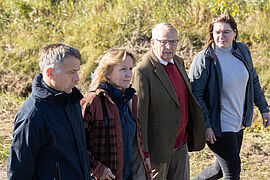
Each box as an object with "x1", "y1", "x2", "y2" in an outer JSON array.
[
  {"x1": 213, "y1": 30, "x2": 233, "y2": 36},
  {"x1": 155, "y1": 39, "x2": 179, "y2": 46}
]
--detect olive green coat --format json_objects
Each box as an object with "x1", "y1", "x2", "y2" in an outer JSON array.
[{"x1": 132, "y1": 50, "x2": 205, "y2": 163}]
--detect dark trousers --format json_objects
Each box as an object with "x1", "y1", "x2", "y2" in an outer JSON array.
[
  {"x1": 152, "y1": 142, "x2": 190, "y2": 180},
  {"x1": 192, "y1": 129, "x2": 243, "y2": 180}
]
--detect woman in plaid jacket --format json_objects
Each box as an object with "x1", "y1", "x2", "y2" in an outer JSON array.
[{"x1": 81, "y1": 49, "x2": 151, "y2": 180}]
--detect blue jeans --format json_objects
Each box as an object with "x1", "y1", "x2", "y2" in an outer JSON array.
[{"x1": 192, "y1": 129, "x2": 243, "y2": 180}]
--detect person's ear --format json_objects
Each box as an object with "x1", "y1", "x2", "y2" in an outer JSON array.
[
  {"x1": 150, "y1": 39, "x2": 155, "y2": 47},
  {"x1": 233, "y1": 30, "x2": 237, "y2": 38},
  {"x1": 46, "y1": 67, "x2": 54, "y2": 80}
]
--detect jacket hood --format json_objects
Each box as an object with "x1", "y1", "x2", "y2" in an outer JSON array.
[{"x1": 32, "y1": 73, "x2": 83, "y2": 104}]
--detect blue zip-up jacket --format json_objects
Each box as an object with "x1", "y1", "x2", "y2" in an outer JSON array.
[
  {"x1": 98, "y1": 83, "x2": 136, "y2": 180},
  {"x1": 7, "y1": 73, "x2": 91, "y2": 180},
  {"x1": 189, "y1": 41, "x2": 269, "y2": 137}
]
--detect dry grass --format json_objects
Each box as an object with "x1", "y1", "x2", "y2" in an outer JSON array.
[
  {"x1": 190, "y1": 132, "x2": 270, "y2": 180},
  {"x1": 1, "y1": 90, "x2": 270, "y2": 180},
  {"x1": 0, "y1": 70, "x2": 269, "y2": 180},
  {"x1": 1, "y1": 1, "x2": 270, "y2": 179},
  {"x1": 0, "y1": 92, "x2": 24, "y2": 180}
]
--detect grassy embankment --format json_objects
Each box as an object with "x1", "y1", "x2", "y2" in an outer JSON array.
[{"x1": 1, "y1": 0, "x2": 270, "y2": 179}]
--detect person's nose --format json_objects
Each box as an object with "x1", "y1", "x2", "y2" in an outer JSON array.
[
  {"x1": 73, "y1": 72, "x2": 80, "y2": 83},
  {"x1": 219, "y1": 32, "x2": 226, "y2": 39},
  {"x1": 126, "y1": 70, "x2": 132, "y2": 78},
  {"x1": 165, "y1": 42, "x2": 172, "y2": 49}
]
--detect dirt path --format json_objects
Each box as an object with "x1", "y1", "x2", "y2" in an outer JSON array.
[{"x1": 0, "y1": 165, "x2": 7, "y2": 180}]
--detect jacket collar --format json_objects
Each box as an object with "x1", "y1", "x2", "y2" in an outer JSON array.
[
  {"x1": 204, "y1": 41, "x2": 246, "y2": 61},
  {"x1": 32, "y1": 73, "x2": 83, "y2": 105},
  {"x1": 97, "y1": 82, "x2": 136, "y2": 105},
  {"x1": 204, "y1": 44, "x2": 216, "y2": 60},
  {"x1": 148, "y1": 50, "x2": 181, "y2": 107}
]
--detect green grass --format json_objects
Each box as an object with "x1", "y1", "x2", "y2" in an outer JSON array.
[
  {"x1": 1, "y1": 0, "x2": 270, "y2": 84},
  {"x1": 0, "y1": 141, "x2": 10, "y2": 160},
  {"x1": 1, "y1": 0, "x2": 270, "y2": 179},
  {"x1": 0, "y1": 92, "x2": 25, "y2": 168}
]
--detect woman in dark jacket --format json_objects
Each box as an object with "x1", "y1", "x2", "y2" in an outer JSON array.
[
  {"x1": 81, "y1": 49, "x2": 151, "y2": 180},
  {"x1": 189, "y1": 14, "x2": 270, "y2": 180}
]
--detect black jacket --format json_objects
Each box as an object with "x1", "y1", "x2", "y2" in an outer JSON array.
[{"x1": 7, "y1": 73, "x2": 91, "y2": 180}]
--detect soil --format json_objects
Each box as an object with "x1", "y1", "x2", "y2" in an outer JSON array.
[{"x1": 0, "y1": 69, "x2": 32, "y2": 97}]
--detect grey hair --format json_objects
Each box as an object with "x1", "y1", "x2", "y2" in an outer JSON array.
[
  {"x1": 152, "y1": 23, "x2": 178, "y2": 39},
  {"x1": 39, "y1": 43, "x2": 81, "y2": 74}
]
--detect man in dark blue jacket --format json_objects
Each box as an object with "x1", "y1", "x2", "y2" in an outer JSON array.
[{"x1": 7, "y1": 43, "x2": 91, "y2": 180}]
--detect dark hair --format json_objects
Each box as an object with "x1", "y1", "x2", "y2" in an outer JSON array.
[{"x1": 203, "y1": 14, "x2": 238, "y2": 49}]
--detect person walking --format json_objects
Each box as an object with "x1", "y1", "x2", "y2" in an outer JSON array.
[
  {"x1": 132, "y1": 23, "x2": 205, "y2": 180},
  {"x1": 189, "y1": 14, "x2": 270, "y2": 180},
  {"x1": 7, "y1": 43, "x2": 91, "y2": 180},
  {"x1": 81, "y1": 49, "x2": 151, "y2": 180}
]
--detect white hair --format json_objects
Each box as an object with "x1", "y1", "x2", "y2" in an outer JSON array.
[{"x1": 152, "y1": 23, "x2": 178, "y2": 39}]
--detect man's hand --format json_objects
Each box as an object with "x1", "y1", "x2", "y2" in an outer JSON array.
[
  {"x1": 262, "y1": 112, "x2": 270, "y2": 128},
  {"x1": 100, "y1": 167, "x2": 115, "y2": 180},
  {"x1": 205, "y1": 128, "x2": 216, "y2": 144}
]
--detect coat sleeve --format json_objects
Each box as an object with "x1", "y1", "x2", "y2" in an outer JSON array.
[
  {"x1": 189, "y1": 54, "x2": 212, "y2": 129},
  {"x1": 7, "y1": 112, "x2": 41, "y2": 179},
  {"x1": 80, "y1": 99, "x2": 106, "y2": 178},
  {"x1": 132, "y1": 68, "x2": 150, "y2": 153},
  {"x1": 247, "y1": 50, "x2": 269, "y2": 113}
]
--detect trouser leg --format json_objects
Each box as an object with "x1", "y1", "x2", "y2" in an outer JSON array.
[
  {"x1": 192, "y1": 130, "x2": 243, "y2": 180},
  {"x1": 151, "y1": 162, "x2": 169, "y2": 180},
  {"x1": 192, "y1": 160, "x2": 222, "y2": 180},
  {"x1": 151, "y1": 142, "x2": 190, "y2": 180},
  {"x1": 167, "y1": 142, "x2": 190, "y2": 180}
]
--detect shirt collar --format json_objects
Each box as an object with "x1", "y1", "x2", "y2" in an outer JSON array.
[
  {"x1": 153, "y1": 50, "x2": 174, "y2": 65},
  {"x1": 41, "y1": 78, "x2": 62, "y2": 94}
]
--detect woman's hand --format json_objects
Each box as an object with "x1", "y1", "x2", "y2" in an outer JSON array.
[
  {"x1": 205, "y1": 128, "x2": 216, "y2": 144},
  {"x1": 262, "y1": 112, "x2": 270, "y2": 128},
  {"x1": 100, "y1": 167, "x2": 115, "y2": 180}
]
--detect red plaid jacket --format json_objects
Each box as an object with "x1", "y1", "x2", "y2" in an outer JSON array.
[{"x1": 80, "y1": 89, "x2": 151, "y2": 180}]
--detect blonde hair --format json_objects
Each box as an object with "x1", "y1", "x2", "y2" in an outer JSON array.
[{"x1": 90, "y1": 49, "x2": 136, "y2": 91}]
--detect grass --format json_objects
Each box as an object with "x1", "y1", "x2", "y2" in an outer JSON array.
[
  {"x1": 0, "y1": 92, "x2": 25, "y2": 179},
  {"x1": 1, "y1": 0, "x2": 270, "y2": 84},
  {"x1": 1, "y1": 0, "x2": 270, "y2": 179},
  {"x1": 190, "y1": 131, "x2": 270, "y2": 180},
  {"x1": 0, "y1": 92, "x2": 25, "y2": 160},
  {"x1": 0, "y1": 88, "x2": 269, "y2": 180}
]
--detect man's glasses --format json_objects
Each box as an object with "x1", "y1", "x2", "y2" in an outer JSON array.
[{"x1": 155, "y1": 39, "x2": 179, "y2": 46}]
